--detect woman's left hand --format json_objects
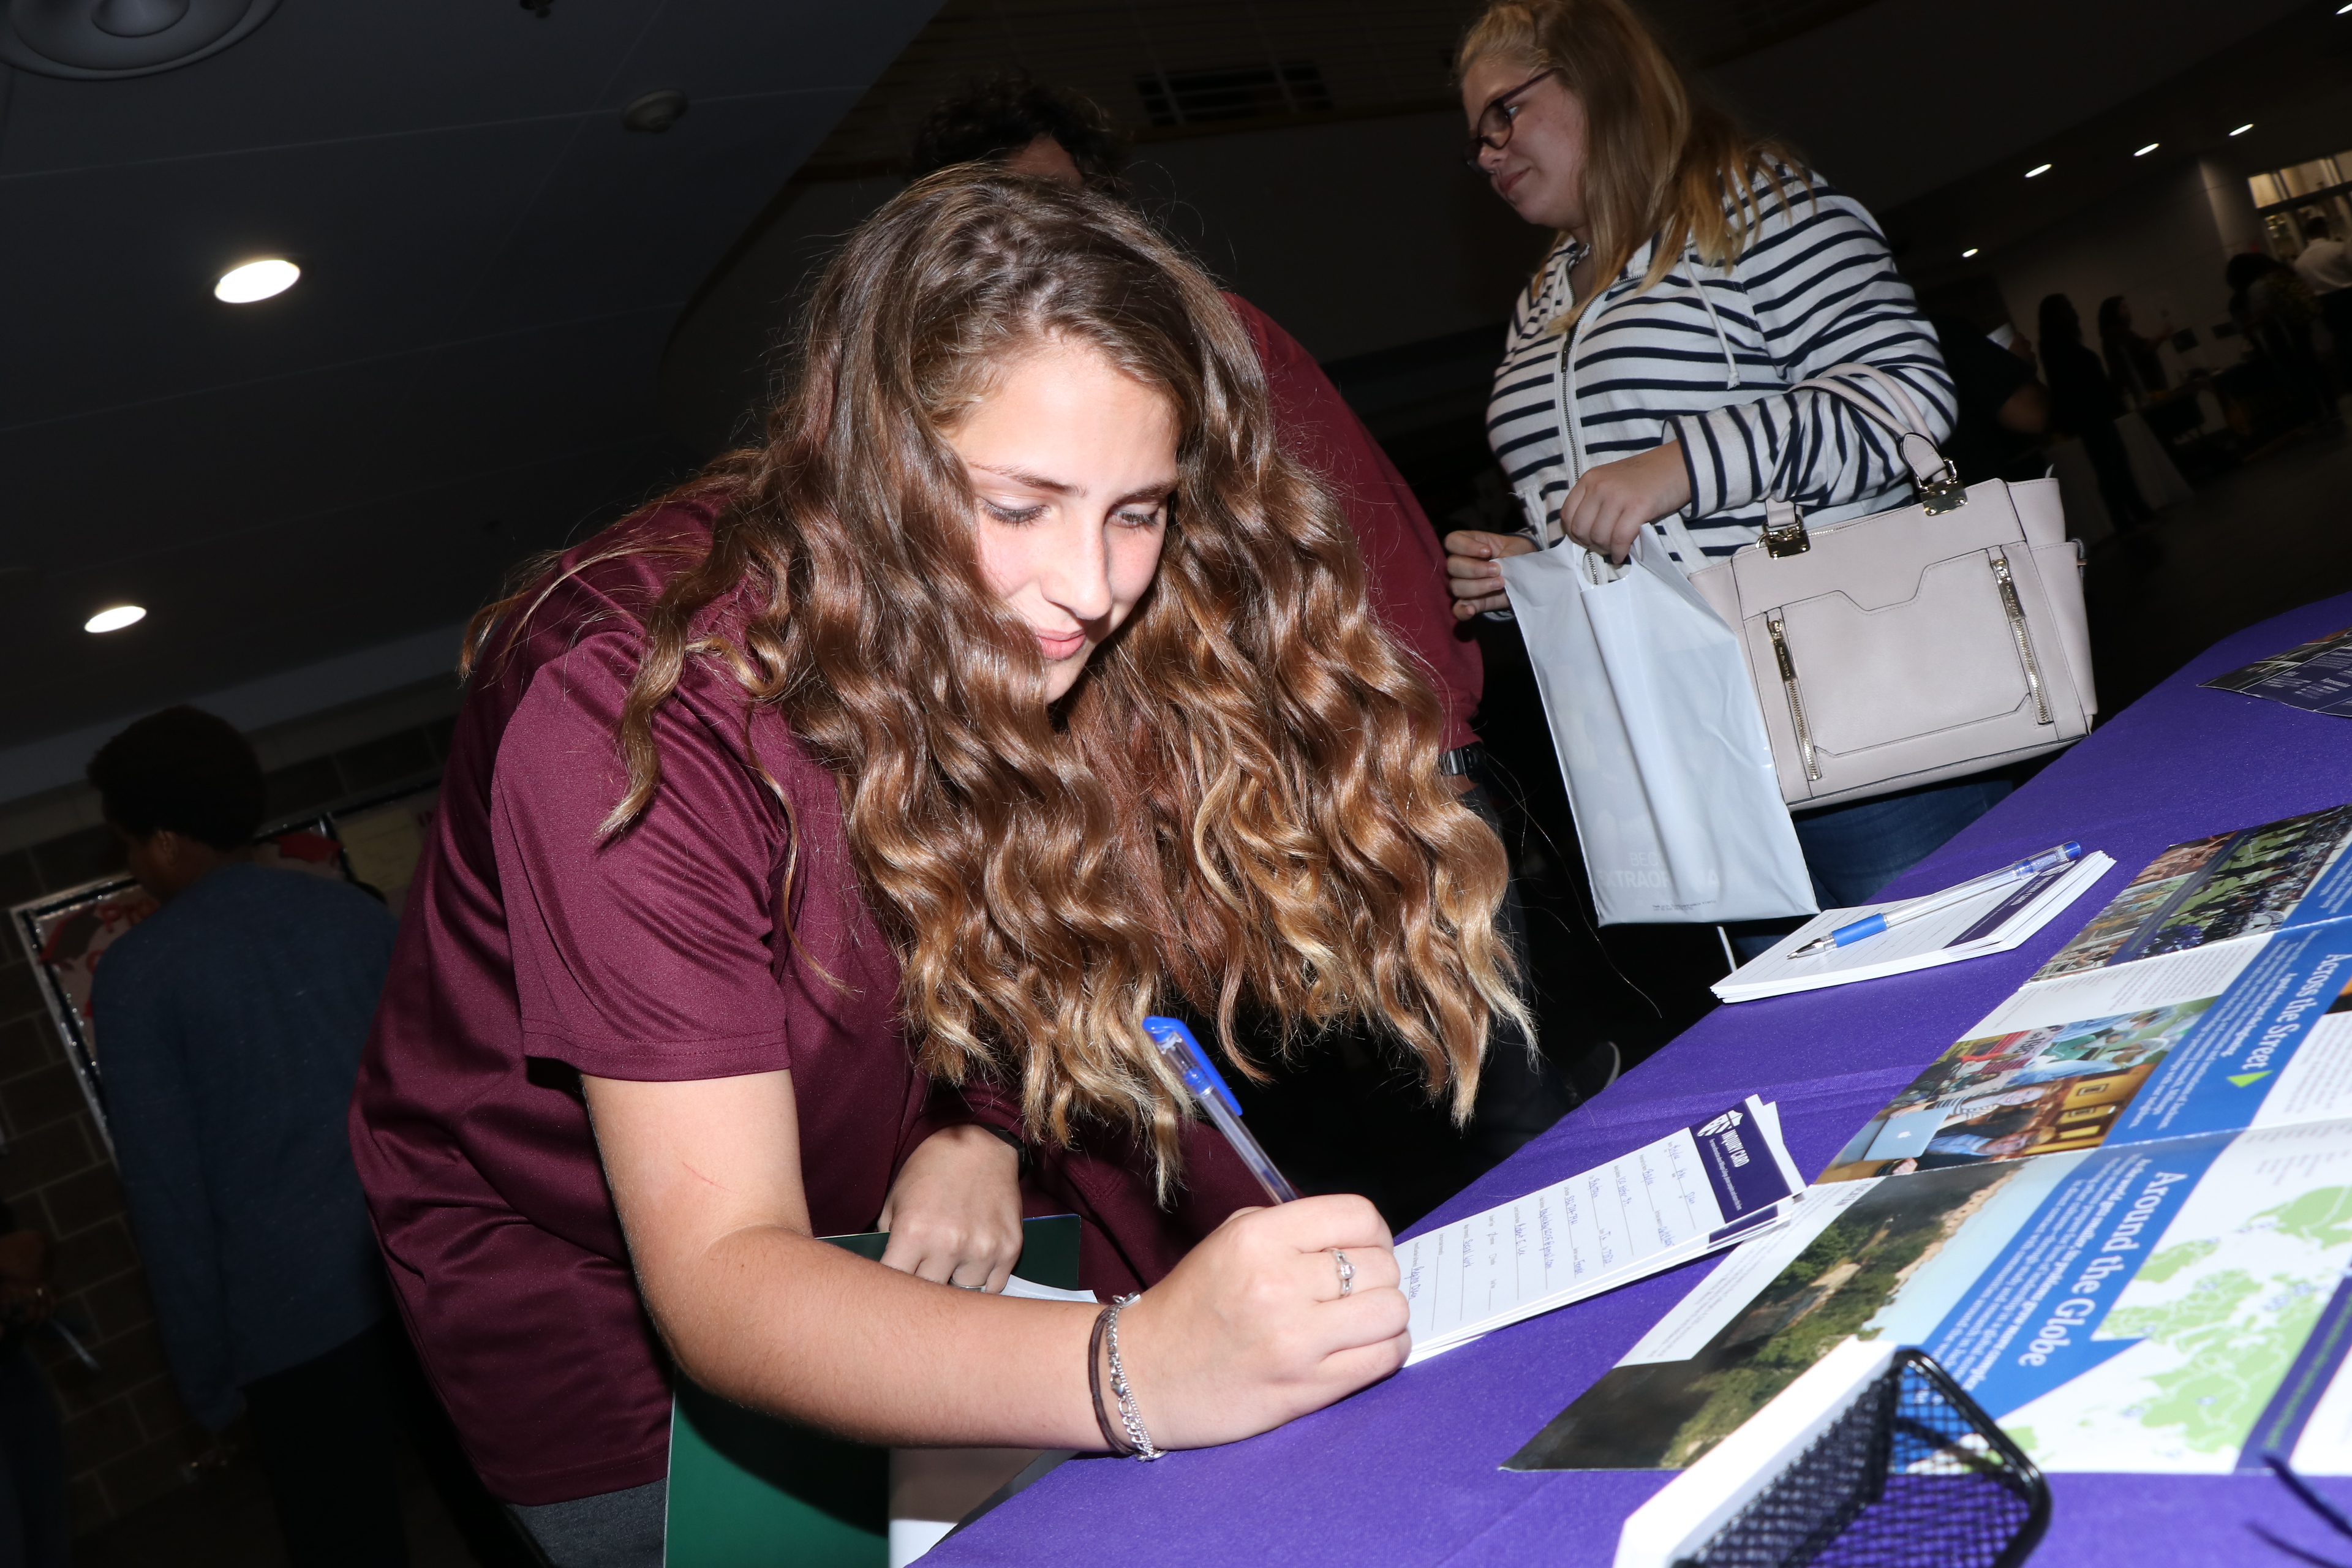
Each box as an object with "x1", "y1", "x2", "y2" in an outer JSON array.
[
  {"x1": 877, "y1": 1124, "x2": 1025, "y2": 1292},
  {"x1": 1557, "y1": 441, "x2": 1694, "y2": 564}
]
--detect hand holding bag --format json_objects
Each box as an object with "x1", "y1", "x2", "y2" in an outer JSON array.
[
  {"x1": 1681, "y1": 364, "x2": 2097, "y2": 809},
  {"x1": 1500, "y1": 527, "x2": 1817, "y2": 926}
]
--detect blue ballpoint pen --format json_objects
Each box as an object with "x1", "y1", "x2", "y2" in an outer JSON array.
[
  {"x1": 1790, "y1": 842, "x2": 2084, "y2": 959},
  {"x1": 1143, "y1": 1017, "x2": 1302, "y2": 1204}
]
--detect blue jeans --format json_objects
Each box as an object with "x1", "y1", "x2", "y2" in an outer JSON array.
[{"x1": 1726, "y1": 775, "x2": 2015, "y2": 960}]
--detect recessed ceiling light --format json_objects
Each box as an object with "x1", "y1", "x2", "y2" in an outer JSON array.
[
  {"x1": 1962, "y1": 247, "x2": 1980, "y2": 258},
  {"x1": 214, "y1": 258, "x2": 299, "y2": 303},
  {"x1": 2231, "y1": 123, "x2": 2255, "y2": 137},
  {"x1": 84, "y1": 605, "x2": 146, "y2": 634},
  {"x1": 2026, "y1": 163, "x2": 2052, "y2": 178},
  {"x1": 2135, "y1": 142, "x2": 2160, "y2": 157}
]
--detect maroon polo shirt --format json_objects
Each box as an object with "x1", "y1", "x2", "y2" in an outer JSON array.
[
  {"x1": 352, "y1": 498, "x2": 1260, "y2": 1505},
  {"x1": 1225, "y1": 295, "x2": 1483, "y2": 754}
]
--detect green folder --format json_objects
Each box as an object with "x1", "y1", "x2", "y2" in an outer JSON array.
[{"x1": 664, "y1": 1215, "x2": 1084, "y2": 1568}]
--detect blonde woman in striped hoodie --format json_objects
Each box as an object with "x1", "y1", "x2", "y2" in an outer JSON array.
[{"x1": 1443, "y1": 0, "x2": 2002, "y2": 929}]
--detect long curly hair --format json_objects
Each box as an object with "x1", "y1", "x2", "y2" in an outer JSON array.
[{"x1": 471, "y1": 169, "x2": 1526, "y2": 1186}]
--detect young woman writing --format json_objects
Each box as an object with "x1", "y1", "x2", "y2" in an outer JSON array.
[
  {"x1": 1440, "y1": 0, "x2": 1999, "y2": 919},
  {"x1": 351, "y1": 169, "x2": 1524, "y2": 1564}
]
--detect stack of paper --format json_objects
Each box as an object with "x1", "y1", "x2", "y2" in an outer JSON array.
[
  {"x1": 1711, "y1": 852, "x2": 2114, "y2": 1003},
  {"x1": 1400, "y1": 1095, "x2": 1804, "y2": 1365}
]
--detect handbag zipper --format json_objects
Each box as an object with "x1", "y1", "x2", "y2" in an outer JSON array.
[
  {"x1": 1766, "y1": 613, "x2": 1822, "y2": 780},
  {"x1": 1988, "y1": 548, "x2": 2054, "y2": 725}
]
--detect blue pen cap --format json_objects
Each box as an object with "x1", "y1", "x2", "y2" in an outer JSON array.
[{"x1": 1142, "y1": 1016, "x2": 1244, "y2": 1117}]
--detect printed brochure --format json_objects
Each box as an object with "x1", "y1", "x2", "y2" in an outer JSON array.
[
  {"x1": 1822, "y1": 916, "x2": 2352, "y2": 1183},
  {"x1": 2034, "y1": 805, "x2": 2352, "y2": 979},
  {"x1": 2203, "y1": 627, "x2": 2352, "y2": 718},
  {"x1": 1512, "y1": 1123, "x2": 2352, "y2": 1476},
  {"x1": 1509, "y1": 807, "x2": 2352, "y2": 1479}
]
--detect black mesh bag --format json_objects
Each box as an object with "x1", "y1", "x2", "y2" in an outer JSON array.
[{"x1": 1678, "y1": 1349, "x2": 2049, "y2": 1568}]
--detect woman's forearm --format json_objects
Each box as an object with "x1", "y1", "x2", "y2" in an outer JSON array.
[
  {"x1": 650, "y1": 1223, "x2": 1102, "y2": 1448},
  {"x1": 587, "y1": 1069, "x2": 1410, "y2": 1456}
]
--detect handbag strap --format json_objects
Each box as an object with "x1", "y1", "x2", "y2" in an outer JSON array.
[
  {"x1": 1760, "y1": 363, "x2": 1966, "y2": 554},
  {"x1": 1781, "y1": 364, "x2": 1950, "y2": 486}
]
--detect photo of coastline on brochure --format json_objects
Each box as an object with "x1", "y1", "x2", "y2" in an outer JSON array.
[{"x1": 2034, "y1": 804, "x2": 2352, "y2": 979}]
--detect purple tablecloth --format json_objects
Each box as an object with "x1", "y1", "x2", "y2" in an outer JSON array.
[{"x1": 935, "y1": 591, "x2": 2352, "y2": 1567}]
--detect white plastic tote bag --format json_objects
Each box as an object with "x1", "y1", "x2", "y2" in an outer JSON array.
[{"x1": 1501, "y1": 527, "x2": 1815, "y2": 927}]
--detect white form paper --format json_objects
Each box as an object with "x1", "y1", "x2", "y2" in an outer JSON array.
[{"x1": 1400, "y1": 1095, "x2": 1802, "y2": 1364}]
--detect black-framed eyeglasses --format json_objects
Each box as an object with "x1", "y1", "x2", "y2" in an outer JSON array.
[{"x1": 1463, "y1": 68, "x2": 1556, "y2": 170}]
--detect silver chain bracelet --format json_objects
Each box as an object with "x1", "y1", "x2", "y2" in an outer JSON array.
[{"x1": 1103, "y1": 1294, "x2": 1163, "y2": 1461}]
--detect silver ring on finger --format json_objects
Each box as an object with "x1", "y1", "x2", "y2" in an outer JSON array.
[
  {"x1": 950, "y1": 1278, "x2": 988, "y2": 1291},
  {"x1": 1332, "y1": 1249, "x2": 1354, "y2": 1298}
]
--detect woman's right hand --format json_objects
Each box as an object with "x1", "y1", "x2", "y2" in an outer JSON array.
[
  {"x1": 1444, "y1": 530, "x2": 1538, "y2": 619},
  {"x1": 1110, "y1": 1194, "x2": 1409, "y2": 1449}
]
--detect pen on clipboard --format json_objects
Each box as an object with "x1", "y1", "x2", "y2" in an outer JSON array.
[
  {"x1": 1143, "y1": 1016, "x2": 1300, "y2": 1205},
  {"x1": 1790, "y1": 841, "x2": 2084, "y2": 958}
]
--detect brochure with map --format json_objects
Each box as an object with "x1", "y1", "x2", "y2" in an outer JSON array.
[
  {"x1": 2033, "y1": 805, "x2": 2352, "y2": 979},
  {"x1": 1509, "y1": 1123, "x2": 2352, "y2": 1476},
  {"x1": 2203, "y1": 627, "x2": 2352, "y2": 718}
]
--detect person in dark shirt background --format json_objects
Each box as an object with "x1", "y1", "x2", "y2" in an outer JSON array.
[
  {"x1": 1930, "y1": 314, "x2": 2051, "y2": 486},
  {"x1": 87, "y1": 707, "x2": 521, "y2": 1568}
]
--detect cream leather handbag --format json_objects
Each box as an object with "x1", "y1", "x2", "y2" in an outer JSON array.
[{"x1": 1681, "y1": 365, "x2": 2096, "y2": 810}]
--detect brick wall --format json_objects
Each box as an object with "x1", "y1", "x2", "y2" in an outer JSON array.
[{"x1": 0, "y1": 713, "x2": 453, "y2": 1535}]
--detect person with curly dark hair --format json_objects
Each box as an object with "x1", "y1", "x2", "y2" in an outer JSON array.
[{"x1": 907, "y1": 73, "x2": 1127, "y2": 188}]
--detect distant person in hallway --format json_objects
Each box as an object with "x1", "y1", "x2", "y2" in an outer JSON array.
[
  {"x1": 2227, "y1": 253, "x2": 2336, "y2": 424},
  {"x1": 1440, "y1": 0, "x2": 1997, "y2": 923},
  {"x1": 904, "y1": 74, "x2": 1577, "y2": 1162},
  {"x1": 2291, "y1": 212, "x2": 2352, "y2": 381},
  {"x1": 2097, "y1": 296, "x2": 2168, "y2": 406},
  {"x1": 1931, "y1": 314, "x2": 2050, "y2": 486},
  {"x1": 86, "y1": 709, "x2": 519, "y2": 1568},
  {"x1": 0, "y1": 1202, "x2": 67, "y2": 1568},
  {"x1": 2038, "y1": 293, "x2": 2154, "y2": 531}
]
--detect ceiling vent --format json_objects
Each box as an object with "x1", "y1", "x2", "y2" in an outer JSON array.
[
  {"x1": 1134, "y1": 61, "x2": 1331, "y2": 129},
  {"x1": 0, "y1": 0, "x2": 281, "y2": 80}
]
